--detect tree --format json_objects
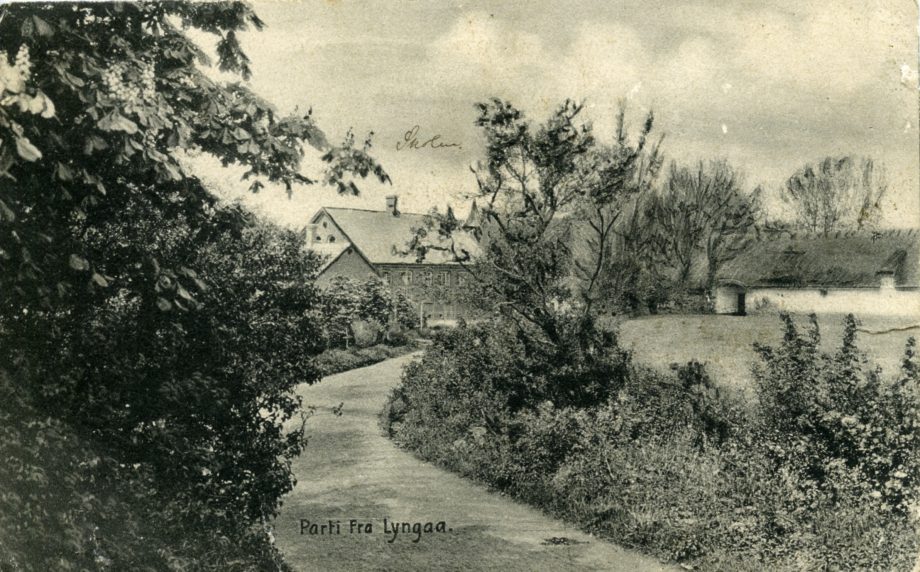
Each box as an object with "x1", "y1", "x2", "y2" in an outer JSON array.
[
  {"x1": 782, "y1": 155, "x2": 887, "y2": 235},
  {"x1": 0, "y1": 2, "x2": 387, "y2": 312},
  {"x1": 317, "y1": 276, "x2": 414, "y2": 347},
  {"x1": 648, "y1": 160, "x2": 759, "y2": 297},
  {"x1": 0, "y1": 3, "x2": 388, "y2": 567},
  {"x1": 408, "y1": 99, "x2": 654, "y2": 410},
  {"x1": 570, "y1": 103, "x2": 664, "y2": 316},
  {"x1": 409, "y1": 99, "x2": 596, "y2": 353}
]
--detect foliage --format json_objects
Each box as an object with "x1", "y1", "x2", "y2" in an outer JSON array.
[
  {"x1": 1, "y1": 190, "x2": 325, "y2": 567},
  {"x1": 314, "y1": 343, "x2": 416, "y2": 378},
  {"x1": 0, "y1": 2, "x2": 388, "y2": 313},
  {"x1": 408, "y1": 99, "x2": 668, "y2": 363},
  {"x1": 317, "y1": 276, "x2": 415, "y2": 348},
  {"x1": 0, "y1": 2, "x2": 388, "y2": 568},
  {"x1": 0, "y1": 369, "x2": 295, "y2": 571},
  {"x1": 384, "y1": 315, "x2": 920, "y2": 570},
  {"x1": 782, "y1": 155, "x2": 887, "y2": 235},
  {"x1": 753, "y1": 313, "x2": 920, "y2": 513},
  {"x1": 648, "y1": 160, "x2": 759, "y2": 295},
  {"x1": 569, "y1": 104, "x2": 664, "y2": 316}
]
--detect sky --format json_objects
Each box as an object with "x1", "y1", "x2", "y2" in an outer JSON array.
[{"x1": 192, "y1": 0, "x2": 920, "y2": 228}]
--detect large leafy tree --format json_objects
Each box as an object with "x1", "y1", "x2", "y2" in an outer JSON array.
[
  {"x1": 0, "y1": 3, "x2": 387, "y2": 568},
  {"x1": 0, "y1": 2, "x2": 386, "y2": 310}
]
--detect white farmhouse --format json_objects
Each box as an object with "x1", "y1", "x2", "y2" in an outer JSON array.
[{"x1": 714, "y1": 230, "x2": 920, "y2": 317}]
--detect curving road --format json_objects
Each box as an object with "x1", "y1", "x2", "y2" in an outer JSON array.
[{"x1": 275, "y1": 353, "x2": 674, "y2": 572}]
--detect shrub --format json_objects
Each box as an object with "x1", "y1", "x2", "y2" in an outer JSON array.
[
  {"x1": 385, "y1": 314, "x2": 920, "y2": 570},
  {"x1": 317, "y1": 277, "x2": 415, "y2": 348},
  {"x1": 314, "y1": 349, "x2": 364, "y2": 376},
  {"x1": 385, "y1": 328, "x2": 410, "y2": 346},
  {"x1": 315, "y1": 343, "x2": 415, "y2": 377},
  {"x1": 0, "y1": 205, "x2": 321, "y2": 569},
  {"x1": 352, "y1": 319, "x2": 381, "y2": 348},
  {"x1": 753, "y1": 314, "x2": 920, "y2": 513}
]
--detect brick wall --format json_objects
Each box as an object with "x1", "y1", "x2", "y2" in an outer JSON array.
[
  {"x1": 315, "y1": 247, "x2": 377, "y2": 286},
  {"x1": 377, "y1": 263, "x2": 472, "y2": 322}
]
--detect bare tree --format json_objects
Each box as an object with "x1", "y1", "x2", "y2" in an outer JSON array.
[
  {"x1": 782, "y1": 156, "x2": 887, "y2": 235},
  {"x1": 571, "y1": 103, "x2": 664, "y2": 316},
  {"x1": 649, "y1": 160, "x2": 759, "y2": 295}
]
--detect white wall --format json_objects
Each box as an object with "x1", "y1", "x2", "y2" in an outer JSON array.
[
  {"x1": 715, "y1": 285, "x2": 743, "y2": 314},
  {"x1": 715, "y1": 286, "x2": 920, "y2": 317}
]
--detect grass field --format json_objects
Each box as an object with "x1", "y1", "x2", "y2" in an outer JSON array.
[{"x1": 618, "y1": 313, "x2": 920, "y2": 394}]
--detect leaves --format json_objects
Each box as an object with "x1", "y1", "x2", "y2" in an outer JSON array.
[
  {"x1": 0, "y1": 3, "x2": 387, "y2": 566},
  {"x1": 68, "y1": 254, "x2": 89, "y2": 272},
  {"x1": 15, "y1": 137, "x2": 41, "y2": 161},
  {"x1": 97, "y1": 112, "x2": 138, "y2": 134},
  {"x1": 0, "y1": 198, "x2": 15, "y2": 222}
]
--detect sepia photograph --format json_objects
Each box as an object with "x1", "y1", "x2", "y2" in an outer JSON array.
[{"x1": 0, "y1": 1, "x2": 919, "y2": 570}]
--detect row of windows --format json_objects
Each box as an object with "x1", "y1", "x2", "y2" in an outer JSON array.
[{"x1": 381, "y1": 269, "x2": 466, "y2": 288}]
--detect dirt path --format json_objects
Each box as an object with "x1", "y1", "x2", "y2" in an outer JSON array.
[{"x1": 275, "y1": 353, "x2": 674, "y2": 572}]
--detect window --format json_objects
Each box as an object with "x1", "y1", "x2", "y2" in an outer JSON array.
[
  {"x1": 328, "y1": 236, "x2": 336, "y2": 243},
  {"x1": 322, "y1": 221, "x2": 327, "y2": 228},
  {"x1": 437, "y1": 272, "x2": 448, "y2": 286},
  {"x1": 457, "y1": 274, "x2": 466, "y2": 287},
  {"x1": 315, "y1": 236, "x2": 322, "y2": 242},
  {"x1": 424, "y1": 271, "x2": 433, "y2": 287},
  {"x1": 401, "y1": 271, "x2": 412, "y2": 286},
  {"x1": 382, "y1": 271, "x2": 391, "y2": 285}
]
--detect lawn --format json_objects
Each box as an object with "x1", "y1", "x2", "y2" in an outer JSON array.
[{"x1": 618, "y1": 312, "x2": 920, "y2": 394}]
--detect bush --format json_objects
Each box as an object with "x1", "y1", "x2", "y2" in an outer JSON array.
[
  {"x1": 384, "y1": 315, "x2": 920, "y2": 570},
  {"x1": 351, "y1": 319, "x2": 382, "y2": 348},
  {"x1": 753, "y1": 314, "x2": 920, "y2": 513},
  {"x1": 385, "y1": 328, "x2": 410, "y2": 346},
  {"x1": 315, "y1": 343, "x2": 415, "y2": 377},
  {"x1": 0, "y1": 203, "x2": 321, "y2": 569},
  {"x1": 317, "y1": 277, "x2": 415, "y2": 348}
]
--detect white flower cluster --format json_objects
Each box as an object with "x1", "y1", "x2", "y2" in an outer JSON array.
[
  {"x1": 0, "y1": 45, "x2": 53, "y2": 119},
  {"x1": 0, "y1": 46, "x2": 32, "y2": 95},
  {"x1": 102, "y1": 60, "x2": 156, "y2": 105}
]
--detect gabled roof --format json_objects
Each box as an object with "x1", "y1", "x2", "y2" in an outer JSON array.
[
  {"x1": 311, "y1": 207, "x2": 464, "y2": 265},
  {"x1": 309, "y1": 241, "x2": 353, "y2": 273},
  {"x1": 717, "y1": 230, "x2": 920, "y2": 288}
]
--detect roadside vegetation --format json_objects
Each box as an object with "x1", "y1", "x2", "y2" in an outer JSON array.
[
  {"x1": 0, "y1": 3, "x2": 388, "y2": 569},
  {"x1": 312, "y1": 276, "x2": 419, "y2": 376},
  {"x1": 388, "y1": 98, "x2": 920, "y2": 570},
  {"x1": 385, "y1": 316, "x2": 920, "y2": 570}
]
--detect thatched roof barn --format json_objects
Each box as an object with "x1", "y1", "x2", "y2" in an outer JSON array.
[{"x1": 714, "y1": 230, "x2": 920, "y2": 316}]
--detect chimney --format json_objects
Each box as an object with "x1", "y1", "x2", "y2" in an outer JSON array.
[{"x1": 385, "y1": 195, "x2": 399, "y2": 216}]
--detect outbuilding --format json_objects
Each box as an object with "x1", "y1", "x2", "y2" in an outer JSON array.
[{"x1": 713, "y1": 230, "x2": 920, "y2": 317}]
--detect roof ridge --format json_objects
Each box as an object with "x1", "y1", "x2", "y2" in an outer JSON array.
[
  {"x1": 324, "y1": 206, "x2": 429, "y2": 216},
  {"x1": 752, "y1": 228, "x2": 920, "y2": 243}
]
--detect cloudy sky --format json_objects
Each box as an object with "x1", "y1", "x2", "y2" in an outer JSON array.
[{"x1": 194, "y1": 0, "x2": 920, "y2": 228}]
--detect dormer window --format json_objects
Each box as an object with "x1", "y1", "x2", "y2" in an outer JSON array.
[
  {"x1": 328, "y1": 236, "x2": 336, "y2": 243},
  {"x1": 879, "y1": 274, "x2": 896, "y2": 290},
  {"x1": 315, "y1": 236, "x2": 322, "y2": 242}
]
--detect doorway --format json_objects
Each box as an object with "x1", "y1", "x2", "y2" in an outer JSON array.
[{"x1": 736, "y1": 292, "x2": 746, "y2": 316}]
